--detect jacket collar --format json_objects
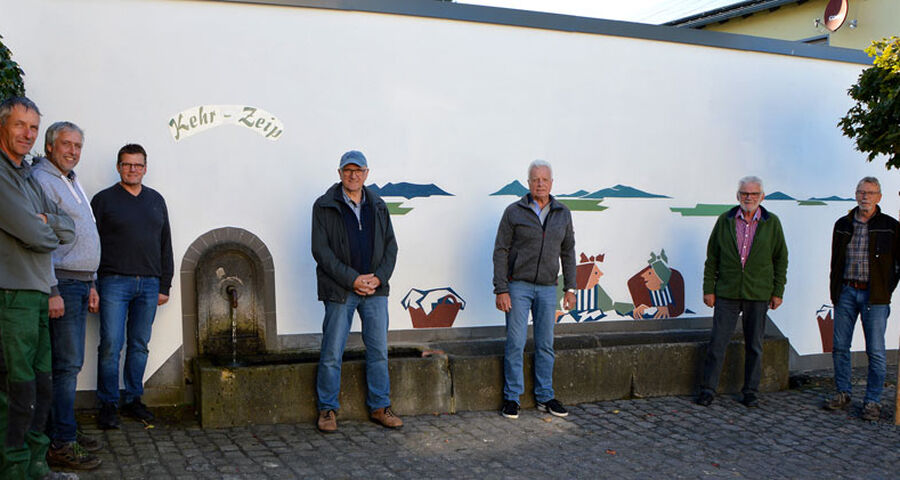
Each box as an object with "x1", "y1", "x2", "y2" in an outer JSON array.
[
  {"x1": 845, "y1": 204, "x2": 882, "y2": 222},
  {"x1": 516, "y1": 193, "x2": 563, "y2": 211},
  {"x1": 324, "y1": 182, "x2": 380, "y2": 208}
]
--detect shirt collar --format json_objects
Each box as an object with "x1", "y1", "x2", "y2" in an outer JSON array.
[
  {"x1": 735, "y1": 207, "x2": 761, "y2": 223},
  {"x1": 342, "y1": 188, "x2": 365, "y2": 206}
]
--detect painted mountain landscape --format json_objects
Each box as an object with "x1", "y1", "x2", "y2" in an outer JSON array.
[
  {"x1": 490, "y1": 182, "x2": 669, "y2": 211},
  {"x1": 368, "y1": 182, "x2": 453, "y2": 199},
  {"x1": 671, "y1": 190, "x2": 855, "y2": 216},
  {"x1": 368, "y1": 182, "x2": 453, "y2": 215}
]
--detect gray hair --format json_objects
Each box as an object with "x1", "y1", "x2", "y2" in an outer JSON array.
[
  {"x1": 528, "y1": 159, "x2": 553, "y2": 179},
  {"x1": 44, "y1": 121, "x2": 84, "y2": 156},
  {"x1": 738, "y1": 175, "x2": 764, "y2": 195},
  {"x1": 0, "y1": 96, "x2": 41, "y2": 125},
  {"x1": 857, "y1": 176, "x2": 881, "y2": 192}
]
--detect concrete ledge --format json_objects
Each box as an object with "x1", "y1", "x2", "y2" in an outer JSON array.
[
  {"x1": 195, "y1": 353, "x2": 452, "y2": 428},
  {"x1": 194, "y1": 331, "x2": 789, "y2": 428}
]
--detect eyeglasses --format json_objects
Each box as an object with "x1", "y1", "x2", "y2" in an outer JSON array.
[
  {"x1": 119, "y1": 162, "x2": 145, "y2": 170},
  {"x1": 856, "y1": 190, "x2": 880, "y2": 196},
  {"x1": 340, "y1": 168, "x2": 368, "y2": 177},
  {"x1": 738, "y1": 191, "x2": 761, "y2": 198}
]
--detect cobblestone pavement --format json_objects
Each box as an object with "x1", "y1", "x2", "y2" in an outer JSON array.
[{"x1": 73, "y1": 369, "x2": 897, "y2": 479}]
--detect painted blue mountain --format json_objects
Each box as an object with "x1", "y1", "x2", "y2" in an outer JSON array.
[
  {"x1": 808, "y1": 195, "x2": 854, "y2": 201},
  {"x1": 490, "y1": 180, "x2": 529, "y2": 196},
  {"x1": 766, "y1": 191, "x2": 795, "y2": 200},
  {"x1": 559, "y1": 189, "x2": 590, "y2": 198},
  {"x1": 582, "y1": 184, "x2": 670, "y2": 199},
  {"x1": 367, "y1": 182, "x2": 453, "y2": 199}
]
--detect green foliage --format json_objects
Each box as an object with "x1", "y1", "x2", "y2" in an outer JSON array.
[
  {"x1": 0, "y1": 34, "x2": 26, "y2": 101},
  {"x1": 839, "y1": 36, "x2": 900, "y2": 169}
]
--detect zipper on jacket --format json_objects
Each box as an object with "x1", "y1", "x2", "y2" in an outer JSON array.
[{"x1": 533, "y1": 209, "x2": 553, "y2": 284}]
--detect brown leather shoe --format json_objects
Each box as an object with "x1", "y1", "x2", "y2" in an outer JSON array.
[
  {"x1": 317, "y1": 410, "x2": 337, "y2": 433},
  {"x1": 370, "y1": 406, "x2": 403, "y2": 429}
]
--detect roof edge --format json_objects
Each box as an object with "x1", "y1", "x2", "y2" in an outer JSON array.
[
  {"x1": 207, "y1": 0, "x2": 871, "y2": 65},
  {"x1": 665, "y1": 0, "x2": 806, "y2": 28}
]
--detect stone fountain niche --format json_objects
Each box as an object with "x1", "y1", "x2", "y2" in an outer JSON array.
[
  {"x1": 181, "y1": 227, "x2": 277, "y2": 373},
  {"x1": 197, "y1": 244, "x2": 264, "y2": 359}
]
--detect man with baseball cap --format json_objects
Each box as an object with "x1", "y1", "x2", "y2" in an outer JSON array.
[{"x1": 310, "y1": 150, "x2": 400, "y2": 432}]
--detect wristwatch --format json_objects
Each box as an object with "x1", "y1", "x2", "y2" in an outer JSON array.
[{"x1": 566, "y1": 288, "x2": 576, "y2": 294}]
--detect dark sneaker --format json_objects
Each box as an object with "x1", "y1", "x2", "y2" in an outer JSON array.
[
  {"x1": 695, "y1": 391, "x2": 714, "y2": 407},
  {"x1": 501, "y1": 400, "x2": 519, "y2": 419},
  {"x1": 536, "y1": 398, "x2": 569, "y2": 417},
  {"x1": 741, "y1": 393, "x2": 759, "y2": 408},
  {"x1": 370, "y1": 407, "x2": 403, "y2": 429},
  {"x1": 317, "y1": 410, "x2": 337, "y2": 433},
  {"x1": 76, "y1": 430, "x2": 102, "y2": 453},
  {"x1": 47, "y1": 442, "x2": 102, "y2": 470},
  {"x1": 861, "y1": 402, "x2": 881, "y2": 421},
  {"x1": 97, "y1": 402, "x2": 119, "y2": 430},
  {"x1": 121, "y1": 399, "x2": 155, "y2": 423},
  {"x1": 824, "y1": 391, "x2": 851, "y2": 411}
]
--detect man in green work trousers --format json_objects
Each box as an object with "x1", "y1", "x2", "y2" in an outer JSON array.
[{"x1": 0, "y1": 96, "x2": 75, "y2": 480}]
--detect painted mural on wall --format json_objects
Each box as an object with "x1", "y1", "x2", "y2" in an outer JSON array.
[
  {"x1": 9, "y1": 0, "x2": 898, "y2": 392},
  {"x1": 626, "y1": 250, "x2": 686, "y2": 320},
  {"x1": 401, "y1": 287, "x2": 466, "y2": 328},
  {"x1": 368, "y1": 182, "x2": 453, "y2": 215},
  {"x1": 553, "y1": 250, "x2": 692, "y2": 323},
  {"x1": 555, "y1": 252, "x2": 624, "y2": 322},
  {"x1": 671, "y1": 191, "x2": 855, "y2": 216},
  {"x1": 816, "y1": 304, "x2": 835, "y2": 353},
  {"x1": 491, "y1": 181, "x2": 669, "y2": 212}
]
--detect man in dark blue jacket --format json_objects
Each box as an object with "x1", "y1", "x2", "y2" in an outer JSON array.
[{"x1": 311, "y1": 150, "x2": 399, "y2": 433}]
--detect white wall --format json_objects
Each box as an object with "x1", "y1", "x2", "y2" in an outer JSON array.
[{"x1": 1, "y1": 0, "x2": 894, "y2": 391}]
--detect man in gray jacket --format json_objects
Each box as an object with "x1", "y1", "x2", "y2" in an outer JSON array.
[
  {"x1": 493, "y1": 160, "x2": 576, "y2": 419},
  {"x1": 311, "y1": 150, "x2": 400, "y2": 433},
  {"x1": 0, "y1": 96, "x2": 75, "y2": 479},
  {"x1": 33, "y1": 121, "x2": 103, "y2": 470}
]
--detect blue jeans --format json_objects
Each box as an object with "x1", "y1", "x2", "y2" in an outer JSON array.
[
  {"x1": 96, "y1": 275, "x2": 159, "y2": 405},
  {"x1": 504, "y1": 281, "x2": 557, "y2": 404},
  {"x1": 317, "y1": 294, "x2": 390, "y2": 412},
  {"x1": 832, "y1": 285, "x2": 889, "y2": 403},
  {"x1": 49, "y1": 279, "x2": 89, "y2": 444}
]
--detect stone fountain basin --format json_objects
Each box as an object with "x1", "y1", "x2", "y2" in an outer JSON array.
[{"x1": 194, "y1": 327, "x2": 788, "y2": 428}]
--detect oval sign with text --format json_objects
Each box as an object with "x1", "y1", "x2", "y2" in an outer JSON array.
[{"x1": 823, "y1": 0, "x2": 849, "y2": 32}]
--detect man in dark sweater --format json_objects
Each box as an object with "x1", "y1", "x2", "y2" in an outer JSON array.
[
  {"x1": 91, "y1": 144, "x2": 173, "y2": 430},
  {"x1": 311, "y1": 150, "x2": 400, "y2": 433},
  {"x1": 696, "y1": 176, "x2": 788, "y2": 408}
]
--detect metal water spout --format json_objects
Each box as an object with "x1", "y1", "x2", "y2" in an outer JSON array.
[{"x1": 226, "y1": 285, "x2": 238, "y2": 309}]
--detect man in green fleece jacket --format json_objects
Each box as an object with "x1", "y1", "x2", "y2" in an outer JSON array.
[
  {"x1": 696, "y1": 176, "x2": 788, "y2": 408},
  {"x1": 0, "y1": 96, "x2": 75, "y2": 480}
]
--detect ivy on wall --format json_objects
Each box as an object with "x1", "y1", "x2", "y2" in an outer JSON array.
[{"x1": 0, "y1": 33, "x2": 26, "y2": 101}]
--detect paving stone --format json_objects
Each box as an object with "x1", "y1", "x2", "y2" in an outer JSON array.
[{"x1": 67, "y1": 368, "x2": 898, "y2": 479}]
